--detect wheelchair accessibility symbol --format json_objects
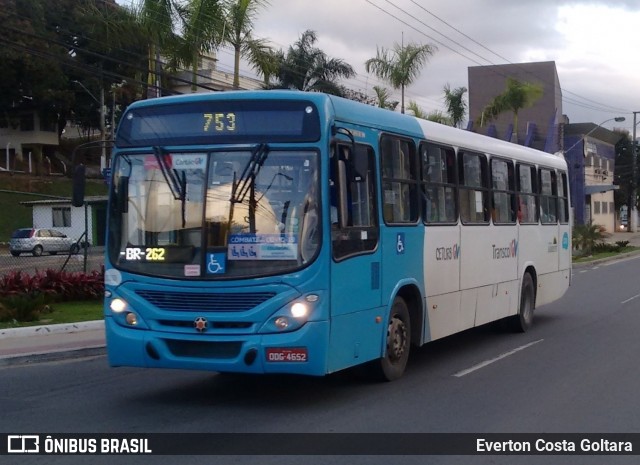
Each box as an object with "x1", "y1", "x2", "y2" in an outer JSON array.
[
  {"x1": 396, "y1": 233, "x2": 405, "y2": 255},
  {"x1": 206, "y1": 253, "x2": 226, "y2": 274}
]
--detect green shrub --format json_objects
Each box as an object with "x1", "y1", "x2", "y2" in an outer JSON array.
[
  {"x1": 615, "y1": 240, "x2": 630, "y2": 248},
  {"x1": 0, "y1": 268, "x2": 104, "y2": 322},
  {"x1": 592, "y1": 242, "x2": 621, "y2": 254}
]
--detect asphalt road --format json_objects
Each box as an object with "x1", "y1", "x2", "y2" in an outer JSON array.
[{"x1": 2, "y1": 255, "x2": 640, "y2": 465}]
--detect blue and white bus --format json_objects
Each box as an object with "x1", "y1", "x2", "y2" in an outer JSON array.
[{"x1": 102, "y1": 90, "x2": 571, "y2": 381}]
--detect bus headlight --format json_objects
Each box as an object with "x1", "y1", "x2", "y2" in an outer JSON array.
[
  {"x1": 290, "y1": 302, "x2": 308, "y2": 318},
  {"x1": 110, "y1": 298, "x2": 127, "y2": 313},
  {"x1": 125, "y1": 312, "x2": 138, "y2": 326},
  {"x1": 259, "y1": 293, "x2": 323, "y2": 334}
]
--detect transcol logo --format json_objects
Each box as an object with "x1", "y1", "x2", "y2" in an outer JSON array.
[{"x1": 492, "y1": 239, "x2": 518, "y2": 260}]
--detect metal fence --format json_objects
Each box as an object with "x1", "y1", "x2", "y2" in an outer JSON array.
[{"x1": 0, "y1": 187, "x2": 104, "y2": 279}]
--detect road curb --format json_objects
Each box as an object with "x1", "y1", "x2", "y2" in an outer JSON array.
[
  {"x1": 0, "y1": 345, "x2": 106, "y2": 367},
  {"x1": 0, "y1": 320, "x2": 104, "y2": 339}
]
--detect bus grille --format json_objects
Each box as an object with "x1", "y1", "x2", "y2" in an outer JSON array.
[
  {"x1": 135, "y1": 290, "x2": 276, "y2": 312},
  {"x1": 164, "y1": 339, "x2": 242, "y2": 359}
]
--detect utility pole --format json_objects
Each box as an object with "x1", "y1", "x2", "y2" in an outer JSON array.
[
  {"x1": 100, "y1": 86, "x2": 106, "y2": 172},
  {"x1": 632, "y1": 111, "x2": 639, "y2": 232}
]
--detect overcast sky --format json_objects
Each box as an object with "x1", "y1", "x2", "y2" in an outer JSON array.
[{"x1": 213, "y1": 0, "x2": 639, "y2": 132}]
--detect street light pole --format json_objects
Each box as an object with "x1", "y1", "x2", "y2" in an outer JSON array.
[{"x1": 631, "y1": 112, "x2": 639, "y2": 232}]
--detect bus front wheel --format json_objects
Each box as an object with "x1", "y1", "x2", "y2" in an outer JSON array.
[
  {"x1": 509, "y1": 273, "x2": 535, "y2": 332},
  {"x1": 369, "y1": 296, "x2": 411, "y2": 381}
]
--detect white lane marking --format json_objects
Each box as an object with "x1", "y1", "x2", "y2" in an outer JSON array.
[
  {"x1": 453, "y1": 339, "x2": 544, "y2": 377},
  {"x1": 621, "y1": 294, "x2": 640, "y2": 305}
]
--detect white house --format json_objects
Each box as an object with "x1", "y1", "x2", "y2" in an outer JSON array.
[{"x1": 20, "y1": 196, "x2": 108, "y2": 246}]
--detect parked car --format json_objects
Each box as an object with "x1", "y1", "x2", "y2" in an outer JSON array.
[{"x1": 9, "y1": 228, "x2": 80, "y2": 257}]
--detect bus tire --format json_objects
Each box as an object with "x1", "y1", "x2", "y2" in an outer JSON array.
[
  {"x1": 509, "y1": 273, "x2": 535, "y2": 332},
  {"x1": 369, "y1": 296, "x2": 411, "y2": 381}
]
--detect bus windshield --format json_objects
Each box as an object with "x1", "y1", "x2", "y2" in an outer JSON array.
[{"x1": 108, "y1": 149, "x2": 321, "y2": 279}]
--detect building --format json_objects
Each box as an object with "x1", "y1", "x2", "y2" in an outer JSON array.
[
  {"x1": 564, "y1": 124, "x2": 622, "y2": 232},
  {"x1": 0, "y1": 112, "x2": 60, "y2": 173},
  {"x1": 468, "y1": 61, "x2": 563, "y2": 153},
  {"x1": 19, "y1": 196, "x2": 108, "y2": 247}
]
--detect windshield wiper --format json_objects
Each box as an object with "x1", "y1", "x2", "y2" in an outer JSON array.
[
  {"x1": 228, "y1": 143, "x2": 270, "y2": 234},
  {"x1": 153, "y1": 146, "x2": 187, "y2": 227},
  {"x1": 231, "y1": 143, "x2": 269, "y2": 204}
]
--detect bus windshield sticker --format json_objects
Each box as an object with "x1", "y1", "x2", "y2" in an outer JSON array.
[
  {"x1": 184, "y1": 264, "x2": 201, "y2": 277},
  {"x1": 228, "y1": 234, "x2": 298, "y2": 261},
  {"x1": 206, "y1": 253, "x2": 227, "y2": 274}
]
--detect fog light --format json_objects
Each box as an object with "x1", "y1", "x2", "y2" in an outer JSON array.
[
  {"x1": 274, "y1": 317, "x2": 289, "y2": 330},
  {"x1": 125, "y1": 312, "x2": 138, "y2": 326},
  {"x1": 110, "y1": 298, "x2": 127, "y2": 313},
  {"x1": 291, "y1": 302, "x2": 308, "y2": 318}
]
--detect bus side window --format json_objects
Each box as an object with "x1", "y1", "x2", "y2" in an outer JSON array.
[
  {"x1": 539, "y1": 168, "x2": 557, "y2": 224},
  {"x1": 330, "y1": 143, "x2": 379, "y2": 261},
  {"x1": 557, "y1": 171, "x2": 569, "y2": 224},
  {"x1": 517, "y1": 164, "x2": 538, "y2": 224},
  {"x1": 421, "y1": 142, "x2": 457, "y2": 224},
  {"x1": 381, "y1": 136, "x2": 419, "y2": 224},
  {"x1": 490, "y1": 157, "x2": 516, "y2": 224},
  {"x1": 459, "y1": 151, "x2": 489, "y2": 224}
]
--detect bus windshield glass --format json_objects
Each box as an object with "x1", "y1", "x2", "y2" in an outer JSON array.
[
  {"x1": 108, "y1": 149, "x2": 321, "y2": 279},
  {"x1": 116, "y1": 100, "x2": 321, "y2": 147}
]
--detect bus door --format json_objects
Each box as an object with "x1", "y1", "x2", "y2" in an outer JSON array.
[{"x1": 327, "y1": 142, "x2": 382, "y2": 372}]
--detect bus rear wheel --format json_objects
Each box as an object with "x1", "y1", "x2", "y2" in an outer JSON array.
[
  {"x1": 369, "y1": 296, "x2": 411, "y2": 381},
  {"x1": 509, "y1": 273, "x2": 535, "y2": 332}
]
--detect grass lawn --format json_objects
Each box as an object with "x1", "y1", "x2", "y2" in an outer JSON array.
[
  {"x1": 0, "y1": 300, "x2": 103, "y2": 329},
  {"x1": 573, "y1": 246, "x2": 640, "y2": 264}
]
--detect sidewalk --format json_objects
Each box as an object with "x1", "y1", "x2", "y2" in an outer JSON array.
[
  {"x1": 2, "y1": 230, "x2": 640, "y2": 367},
  {"x1": 0, "y1": 321, "x2": 105, "y2": 367}
]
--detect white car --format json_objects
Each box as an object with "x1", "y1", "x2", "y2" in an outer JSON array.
[{"x1": 9, "y1": 228, "x2": 80, "y2": 257}]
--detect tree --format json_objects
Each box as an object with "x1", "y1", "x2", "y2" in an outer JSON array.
[
  {"x1": 477, "y1": 77, "x2": 543, "y2": 136},
  {"x1": 223, "y1": 0, "x2": 271, "y2": 89},
  {"x1": 135, "y1": 0, "x2": 183, "y2": 97},
  {"x1": 614, "y1": 130, "x2": 635, "y2": 210},
  {"x1": 372, "y1": 86, "x2": 398, "y2": 111},
  {"x1": 179, "y1": 0, "x2": 225, "y2": 92},
  {"x1": 406, "y1": 101, "x2": 428, "y2": 119},
  {"x1": 365, "y1": 41, "x2": 436, "y2": 114},
  {"x1": 443, "y1": 84, "x2": 467, "y2": 128},
  {"x1": 272, "y1": 30, "x2": 355, "y2": 96}
]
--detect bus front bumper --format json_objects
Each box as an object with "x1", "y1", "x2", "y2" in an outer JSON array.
[{"x1": 105, "y1": 317, "x2": 329, "y2": 376}]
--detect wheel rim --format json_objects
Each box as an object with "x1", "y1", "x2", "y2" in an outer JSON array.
[{"x1": 387, "y1": 314, "x2": 408, "y2": 363}]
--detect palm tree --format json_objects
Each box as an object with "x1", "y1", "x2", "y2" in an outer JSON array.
[
  {"x1": 136, "y1": 0, "x2": 182, "y2": 98},
  {"x1": 223, "y1": 0, "x2": 272, "y2": 89},
  {"x1": 274, "y1": 30, "x2": 355, "y2": 96},
  {"x1": 426, "y1": 110, "x2": 452, "y2": 125},
  {"x1": 406, "y1": 101, "x2": 428, "y2": 119},
  {"x1": 180, "y1": 0, "x2": 225, "y2": 92},
  {"x1": 372, "y1": 86, "x2": 398, "y2": 111},
  {"x1": 365, "y1": 41, "x2": 436, "y2": 113},
  {"x1": 246, "y1": 43, "x2": 283, "y2": 87},
  {"x1": 443, "y1": 84, "x2": 467, "y2": 128},
  {"x1": 477, "y1": 77, "x2": 543, "y2": 136}
]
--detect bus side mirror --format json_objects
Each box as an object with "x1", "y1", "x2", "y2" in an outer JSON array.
[
  {"x1": 72, "y1": 164, "x2": 86, "y2": 207},
  {"x1": 116, "y1": 176, "x2": 129, "y2": 214}
]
